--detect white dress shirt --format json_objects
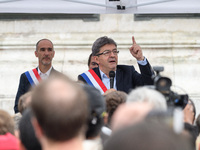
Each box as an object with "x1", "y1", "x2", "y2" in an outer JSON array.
[{"x1": 38, "y1": 66, "x2": 52, "y2": 80}]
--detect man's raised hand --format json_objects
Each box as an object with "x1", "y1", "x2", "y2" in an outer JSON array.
[{"x1": 129, "y1": 36, "x2": 144, "y2": 61}]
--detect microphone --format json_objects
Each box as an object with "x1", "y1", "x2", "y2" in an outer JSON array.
[{"x1": 109, "y1": 71, "x2": 115, "y2": 89}]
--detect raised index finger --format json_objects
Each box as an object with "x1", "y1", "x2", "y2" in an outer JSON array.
[{"x1": 132, "y1": 36, "x2": 136, "y2": 44}]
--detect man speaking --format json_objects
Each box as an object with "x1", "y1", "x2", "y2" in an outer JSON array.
[{"x1": 78, "y1": 36, "x2": 154, "y2": 94}]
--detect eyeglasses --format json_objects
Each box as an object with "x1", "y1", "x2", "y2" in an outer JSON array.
[{"x1": 96, "y1": 50, "x2": 119, "y2": 56}]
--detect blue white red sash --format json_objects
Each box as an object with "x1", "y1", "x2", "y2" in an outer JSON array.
[
  {"x1": 25, "y1": 68, "x2": 41, "y2": 86},
  {"x1": 80, "y1": 69, "x2": 107, "y2": 94}
]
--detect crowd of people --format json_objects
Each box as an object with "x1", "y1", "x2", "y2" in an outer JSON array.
[{"x1": 0, "y1": 36, "x2": 200, "y2": 150}]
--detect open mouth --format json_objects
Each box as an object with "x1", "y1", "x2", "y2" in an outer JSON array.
[{"x1": 109, "y1": 60, "x2": 116, "y2": 63}]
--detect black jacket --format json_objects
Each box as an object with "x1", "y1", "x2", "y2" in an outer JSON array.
[
  {"x1": 14, "y1": 67, "x2": 60, "y2": 113},
  {"x1": 78, "y1": 60, "x2": 154, "y2": 94}
]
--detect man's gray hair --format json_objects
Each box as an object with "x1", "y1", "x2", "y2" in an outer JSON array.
[
  {"x1": 92, "y1": 36, "x2": 117, "y2": 56},
  {"x1": 127, "y1": 87, "x2": 167, "y2": 111}
]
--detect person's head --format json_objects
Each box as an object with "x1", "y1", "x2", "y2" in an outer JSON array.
[
  {"x1": 82, "y1": 85, "x2": 106, "y2": 139},
  {"x1": 35, "y1": 39, "x2": 55, "y2": 67},
  {"x1": 105, "y1": 91, "x2": 127, "y2": 126},
  {"x1": 104, "y1": 120, "x2": 193, "y2": 150},
  {"x1": 92, "y1": 36, "x2": 119, "y2": 73},
  {"x1": 19, "y1": 108, "x2": 41, "y2": 150},
  {"x1": 31, "y1": 74, "x2": 88, "y2": 143},
  {"x1": 12, "y1": 113, "x2": 22, "y2": 138},
  {"x1": 0, "y1": 109, "x2": 14, "y2": 135},
  {"x1": 18, "y1": 91, "x2": 32, "y2": 114},
  {"x1": 111, "y1": 102, "x2": 153, "y2": 131},
  {"x1": 127, "y1": 87, "x2": 167, "y2": 111},
  {"x1": 88, "y1": 53, "x2": 98, "y2": 70}
]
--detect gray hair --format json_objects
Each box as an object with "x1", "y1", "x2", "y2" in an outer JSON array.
[
  {"x1": 92, "y1": 36, "x2": 117, "y2": 56},
  {"x1": 127, "y1": 87, "x2": 167, "y2": 111},
  {"x1": 36, "y1": 39, "x2": 54, "y2": 51}
]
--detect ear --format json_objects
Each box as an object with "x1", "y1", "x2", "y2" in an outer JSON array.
[
  {"x1": 94, "y1": 56, "x2": 99, "y2": 64},
  {"x1": 35, "y1": 51, "x2": 38, "y2": 57}
]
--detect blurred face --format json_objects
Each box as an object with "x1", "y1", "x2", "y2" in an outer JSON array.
[
  {"x1": 95, "y1": 44, "x2": 118, "y2": 73},
  {"x1": 89, "y1": 56, "x2": 98, "y2": 70},
  {"x1": 35, "y1": 39, "x2": 55, "y2": 66}
]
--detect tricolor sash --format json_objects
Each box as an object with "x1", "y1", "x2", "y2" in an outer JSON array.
[
  {"x1": 25, "y1": 68, "x2": 41, "y2": 86},
  {"x1": 80, "y1": 69, "x2": 107, "y2": 94}
]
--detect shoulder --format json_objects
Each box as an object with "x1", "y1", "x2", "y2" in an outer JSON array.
[
  {"x1": 50, "y1": 68, "x2": 62, "y2": 75},
  {"x1": 79, "y1": 68, "x2": 99, "y2": 75},
  {"x1": 20, "y1": 68, "x2": 38, "y2": 78},
  {"x1": 93, "y1": 67, "x2": 99, "y2": 73},
  {"x1": 117, "y1": 65, "x2": 135, "y2": 71}
]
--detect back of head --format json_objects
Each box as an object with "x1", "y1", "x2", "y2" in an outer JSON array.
[
  {"x1": 88, "y1": 53, "x2": 93, "y2": 67},
  {"x1": 104, "y1": 120, "x2": 193, "y2": 150},
  {"x1": 18, "y1": 91, "x2": 32, "y2": 114},
  {"x1": 82, "y1": 85, "x2": 105, "y2": 138},
  {"x1": 19, "y1": 108, "x2": 41, "y2": 150},
  {"x1": 31, "y1": 75, "x2": 88, "y2": 142},
  {"x1": 127, "y1": 87, "x2": 167, "y2": 111},
  {"x1": 92, "y1": 36, "x2": 117, "y2": 56},
  {"x1": 105, "y1": 91, "x2": 127, "y2": 125},
  {"x1": 0, "y1": 109, "x2": 14, "y2": 135}
]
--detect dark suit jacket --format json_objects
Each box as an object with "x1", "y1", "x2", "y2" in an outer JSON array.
[
  {"x1": 78, "y1": 61, "x2": 154, "y2": 94},
  {"x1": 14, "y1": 67, "x2": 60, "y2": 113}
]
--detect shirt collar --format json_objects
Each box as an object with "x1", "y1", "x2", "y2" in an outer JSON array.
[
  {"x1": 38, "y1": 66, "x2": 53, "y2": 76},
  {"x1": 99, "y1": 68, "x2": 116, "y2": 79}
]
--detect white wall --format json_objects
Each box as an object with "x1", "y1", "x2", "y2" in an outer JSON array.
[{"x1": 0, "y1": 14, "x2": 200, "y2": 116}]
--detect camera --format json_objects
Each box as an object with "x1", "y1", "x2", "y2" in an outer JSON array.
[{"x1": 152, "y1": 66, "x2": 188, "y2": 109}]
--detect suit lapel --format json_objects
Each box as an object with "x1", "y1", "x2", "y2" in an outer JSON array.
[{"x1": 116, "y1": 67, "x2": 123, "y2": 91}]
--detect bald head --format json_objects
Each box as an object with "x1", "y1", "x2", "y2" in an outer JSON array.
[{"x1": 31, "y1": 75, "x2": 88, "y2": 141}]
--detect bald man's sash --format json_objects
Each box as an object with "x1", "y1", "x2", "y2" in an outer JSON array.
[
  {"x1": 80, "y1": 69, "x2": 107, "y2": 94},
  {"x1": 25, "y1": 68, "x2": 41, "y2": 86}
]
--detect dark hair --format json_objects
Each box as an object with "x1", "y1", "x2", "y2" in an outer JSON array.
[
  {"x1": 88, "y1": 53, "x2": 93, "y2": 67},
  {"x1": 92, "y1": 36, "x2": 117, "y2": 56},
  {"x1": 82, "y1": 85, "x2": 106, "y2": 138},
  {"x1": 31, "y1": 74, "x2": 88, "y2": 142},
  {"x1": 86, "y1": 115, "x2": 104, "y2": 138},
  {"x1": 19, "y1": 108, "x2": 42, "y2": 150}
]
